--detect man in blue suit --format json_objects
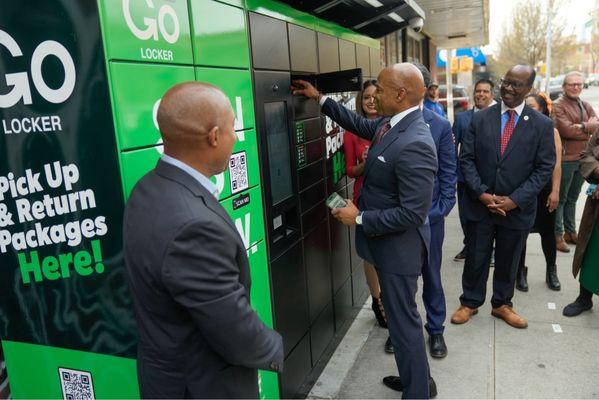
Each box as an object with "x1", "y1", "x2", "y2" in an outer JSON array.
[
  {"x1": 383, "y1": 63, "x2": 456, "y2": 359},
  {"x1": 293, "y1": 63, "x2": 438, "y2": 399},
  {"x1": 452, "y1": 79, "x2": 496, "y2": 261},
  {"x1": 451, "y1": 65, "x2": 556, "y2": 328},
  {"x1": 416, "y1": 64, "x2": 456, "y2": 357}
]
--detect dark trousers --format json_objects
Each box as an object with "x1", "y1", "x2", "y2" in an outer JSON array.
[
  {"x1": 422, "y1": 219, "x2": 446, "y2": 335},
  {"x1": 519, "y1": 185, "x2": 557, "y2": 269},
  {"x1": 457, "y1": 182, "x2": 468, "y2": 245},
  {"x1": 460, "y1": 221, "x2": 528, "y2": 309},
  {"x1": 378, "y1": 270, "x2": 430, "y2": 399}
]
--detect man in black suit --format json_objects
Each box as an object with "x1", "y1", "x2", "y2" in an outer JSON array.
[
  {"x1": 451, "y1": 65, "x2": 556, "y2": 328},
  {"x1": 123, "y1": 82, "x2": 283, "y2": 398},
  {"x1": 293, "y1": 63, "x2": 438, "y2": 399}
]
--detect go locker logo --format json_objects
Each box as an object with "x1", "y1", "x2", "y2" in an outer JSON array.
[
  {"x1": 123, "y1": 0, "x2": 181, "y2": 61},
  {"x1": 0, "y1": 30, "x2": 76, "y2": 109}
]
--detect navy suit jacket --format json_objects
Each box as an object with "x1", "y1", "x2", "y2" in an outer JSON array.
[
  {"x1": 423, "y1": 108, "x2": 457, "y2": 224},
  {"x1": 322, "y1": 98, "x2": 438, "y2": 275},
  {"x1": 452, "y1": 109, "x2": 475, "y2": 183},
  {"x1": 459, "y1": 103, "x2": 556, "y2": 230}
]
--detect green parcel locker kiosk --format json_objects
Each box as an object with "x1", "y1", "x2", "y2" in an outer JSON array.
[{"x1": 0, "y1": 0, "x2": 381, "y2": 398}]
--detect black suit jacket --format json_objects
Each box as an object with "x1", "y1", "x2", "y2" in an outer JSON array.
[
  {"x1": 459, "y1": 103, "x2": 556, "y2": 230},
  {"x1": 123, "y1": 160, "x2": 283, "y2": 399},
  {"x1": 322, "y1": 98, "x2": 438, "y2": 275}
]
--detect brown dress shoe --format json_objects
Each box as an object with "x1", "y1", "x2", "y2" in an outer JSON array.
[
  {"x1": 556, "y1": 235, "x2": 570, "y2": 253},
  {"x1": 564, "y1": 232, "x2": 578, "y2": 245},
  {"x1": 451, "y1": 305, "x2": 478, "y2": 324},
  {"x1": 491, "y1": 305, "x2": 528, "y2": 328}
]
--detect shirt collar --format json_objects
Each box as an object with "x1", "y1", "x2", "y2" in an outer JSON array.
[
  {"x1": 390, "y1": 105, "x2": 420, "y2": 128},
  {"x1": 161, "y1": 153, "x2": 219, "y2": 198},
  {"x1": 501, "y1": 100, "x2": 525, "y2": 116}
]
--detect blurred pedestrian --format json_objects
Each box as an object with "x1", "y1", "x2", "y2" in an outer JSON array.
[
  {"x1": 452, "y1": 78, "x2": 496, "y2": 261},
  {"x1": 343, "y1": 79, "x2": 386, "y2": 328},
  {"x1": 563, "y1": 130, "x2": 599, "y2": 317},
  {"x1": 554, "y1": 71, "x2": 599, "y2": 252},
  {"x1": 424, "y1": 82, "x2": 447, "y2": 118},
  {"x1": 451, "y1": 65, "x2": 555, "y2": 329},
  {"x1": 516, "y1": 93, "x2": 562, "y2": 292},
  {"x1": 123, "y1": 82, "x2": 283, "y2": 398}
]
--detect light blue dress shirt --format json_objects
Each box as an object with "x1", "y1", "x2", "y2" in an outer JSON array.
[
  {"x1": 500, "y1": 101, "x2": 525, "y2": 135},
  {"x1": 161, "y1": 153, "x2": 219, "y2": 198}
]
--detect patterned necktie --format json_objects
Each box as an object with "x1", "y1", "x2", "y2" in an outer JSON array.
[
  {"x1": 373, "y1": 122, "x2": 391, "y2": 146},
  {"x1": 501, "y1": 110, "x2": 516, "y2": 155}
]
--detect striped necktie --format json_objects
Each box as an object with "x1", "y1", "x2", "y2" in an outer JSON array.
[{"x1": 373, "y1": 122, "x2": 391, "y2": 146}]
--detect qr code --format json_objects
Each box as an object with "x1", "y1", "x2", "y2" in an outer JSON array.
[
  {"x1": 229, "y1": 151, "x2": 249, "y2": 194},
  {"x1": 59, "y1": 368, "x2": 95, "y2": 400}
]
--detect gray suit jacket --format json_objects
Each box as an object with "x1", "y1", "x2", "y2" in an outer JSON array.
[{"x1": 124, "y1": 160, "x2": 283, "y2": 399}]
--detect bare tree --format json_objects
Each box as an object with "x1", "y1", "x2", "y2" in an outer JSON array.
[{"x1": 491, "y1": 0, "x2": 577, "y2": 77}]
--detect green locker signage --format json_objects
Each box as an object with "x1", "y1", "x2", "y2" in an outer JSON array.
[
  {"x1": 0, "y1": 0, "x2": 137, "y2": 398},
  {"x1": 190, "y1": 0, "x2": 250, "y2": 68},
  {"x1": 98, "y1": 0, "x2": 193, "y2": 64},
  {"x1": 109, "y1": 63, "x2": 195, "y2": 150}
]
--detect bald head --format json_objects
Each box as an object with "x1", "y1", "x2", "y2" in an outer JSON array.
[
  {"x1": 157, "y1": 82, "x2": 232, "y2": 148},
  {"x1": 375, "y1": 63, "x2": 425, "y2": 116},
  {"x1": 157, "y1": 81, "x2": 237, "y2": 177}
]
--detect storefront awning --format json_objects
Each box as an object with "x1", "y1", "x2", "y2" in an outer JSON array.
[
  {"x1": 417, "y1": 0, "x2": 489, "y2": 48},
  {"x1": 277, "y1": 0, "x2": 426, "y2": 38}
]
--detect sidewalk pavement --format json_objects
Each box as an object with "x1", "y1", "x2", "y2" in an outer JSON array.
[{"x1": 309, "y1": 188, "x2": 599, "y2": 399}]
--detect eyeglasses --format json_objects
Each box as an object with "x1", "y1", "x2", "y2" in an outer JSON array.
[
  {"x1": 500, "y1": 78, "x2": 528, "y2": 90},
  {"x1": 564, "y1": 83, "x2": 583, "y2": 88}
]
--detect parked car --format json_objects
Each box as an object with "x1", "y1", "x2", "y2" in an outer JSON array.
[
  {"x1": 548, "y1": 76, "x2": 564, "y2": 100},
  {"x1": 438, "y1": 85, "x2": 470, "y2": 115},
  {"x1": 586, "y1": 73, "x2": 599, "y2": 86}
]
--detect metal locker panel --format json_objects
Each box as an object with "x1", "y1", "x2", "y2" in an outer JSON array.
[
  {"x1": 298, "y1": 160, "x2": 324, "y2": 190},
  {"x1": 317, "y1": 33, "x2": 340, "y2": 73},
  {"x1": 294, "y1": 117, "x2": 322, "y2": 145},
  {"x1": 249, "y1": 12, "x2": 290, "y2": 70},
  {"x1": 310, "y1": 303, "x2": 335, "y2": 366},
  {"x1": 333, "y1": 277, "x2": 353, "y2": 331},
  {"x1": 271, "y1": 242, "x2": 309, "y2": 358},
  {"x1": 304, "y1": 221, "x2": 332, "y2": 323},
  {"x1": 300, "y1": 179, "x2": 326, "y2": 214},
  {"x1": 339, "y1": 40, "x2": 357, "y2": 70},
  {"x1": 301, "y1": 202, "x2": 327, "y2": 236},
  {"x1": 351, "y1": 261, "x2": 369, "y2": 307},
  {"x1": 356, "y1": 44, "x2": 370, "y2": 77},
  {"x1": 370, "y1": 47, "x2": 381, "y2": 76},
  {"x1": 288, "y1": 23, "x2": 318, "y2": 73},
  {"x1": 329, "y1": 211, "x2": 351, "y2": 293},
  {"x1": 279, "y1": 334, "x2": 311, "y2": 398}
]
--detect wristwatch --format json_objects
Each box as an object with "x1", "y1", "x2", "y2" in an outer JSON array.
[{"x1": 355, "y1": 212, "x2": 363, "y2": 225}]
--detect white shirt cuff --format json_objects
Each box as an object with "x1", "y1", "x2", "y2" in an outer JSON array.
[{"x1": 319, "y1": 95, "x2": 328, "y2": 106}]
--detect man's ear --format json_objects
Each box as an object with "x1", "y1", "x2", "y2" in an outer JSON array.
[{"x1": 207, "y1": 126, "x2": 220, "y2": 147}]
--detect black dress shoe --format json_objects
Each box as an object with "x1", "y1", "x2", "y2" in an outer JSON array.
[
  {"x1": 384, "y1": 336, "x2": 394, "y2": 353},
  {"x1": 428, "y1": 334, "x2": 447, "y2": 358},
  {"x1": 382, "y1": 375, "x2": 438, "y2": 398},
  {"x1": 453, "y1": 247, "x2": 467, "y2": 261},
  {"x1": 563, "y1": 299, "x2": 592, "y2": 317},
  {"x1": 516, "y1": 266, "x2": 528, "y2": 292}
]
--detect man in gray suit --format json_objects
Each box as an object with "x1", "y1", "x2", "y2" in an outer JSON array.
[{"x1": 123, "y1": 82, "x2": 283, "y2": 399}]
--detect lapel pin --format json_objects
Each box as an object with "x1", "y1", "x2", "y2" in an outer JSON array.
[{"x1": 523, "y1": 115, "x2": 529, "y2": 121}]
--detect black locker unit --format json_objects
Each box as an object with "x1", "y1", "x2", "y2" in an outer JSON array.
[{"x1": 249, "y1": 10, "x2": 371, "y2": 397}]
